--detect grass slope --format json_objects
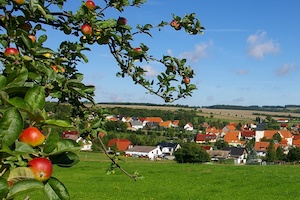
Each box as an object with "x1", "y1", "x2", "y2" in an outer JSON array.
[{"x1": 16, "y1": 152, "x2": 300, "y2": 200}]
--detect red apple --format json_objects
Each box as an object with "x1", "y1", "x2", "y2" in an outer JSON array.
[
  {"x1": 85, "y1": 0, "x2": 95, "y2": 10},
  {"x1": 81, "y1": 24, "x2": 92, "y2": 36},
  {"x1": 19, "y1": 127, "x2": 45, "y2": 147},
  {"x1": 117, "y1": 17, "x2": 127, "y2": 25},
  {"x1": 4, "y1": 47, "x2": 19, "y2": 57},
  {"x1": 183, "y1": 77, "x2": 190, "y2": 84},
  {"x1": 13, "y1": 0, "x2": 26, "y2": 5},
  {"x1": 28, "y1": 157, "x2": 52, "y2": 181},
  {"x1": 134, "y1": 47, "x2": 142, "y2": 52}
]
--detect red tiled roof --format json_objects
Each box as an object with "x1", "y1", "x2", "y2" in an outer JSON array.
[
  {"x1": 107, "y1": 138, "x2": 132, "y2": 151},
  {"x1": 205, "y1": 127, "x2": 220, "y2": 134},
  {"x1": 294, "y1": 135, "x2": 300, "y2": 140},
  {"x1": 293, "y1": 139, "x2": 300, "y2": 147},
  {"x1": 224, "y1": 131, "x2": 240, "y2": 142},
  {"x1": 280, "y1": 130, "x2": 292, "y2": 138},
  {"x1": 263, "y1": 130, "x2": 278, "y2": 140},
  {"x1": 241, "y1": 130, "x2": 255, "y2": 137},
  {"x1": 196, "y1": 133, "x2": 216, "y2": 141},
  {"x1": 226, "y1": 125, "x2": 236, "y2": 131},
  {"x1": 144, "y1": 117, "x2": 163, "y2": 123}
]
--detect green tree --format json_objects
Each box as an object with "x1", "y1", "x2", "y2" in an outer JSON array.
[
  {"x1": 0, "y1": 0, "x2": 204, "y2": 199},
  {"x1": 286, "y1": 147, "x2": 300, "y2": 162},
  {"x1": 276, "y1": 146, "x2": 285, "y2": 161},
  {"x1": 174, "y1": 143, "x2": 210, "y2": 163},
  {"x1": 272, "y1": 133, "x2": 282, "y2": 143},
  {"x1": 214, "y1": 140, "x2": 229, "y2": 150},
  {"x1": 266, "y1": 140, "x2": 276, "y2": 162}
]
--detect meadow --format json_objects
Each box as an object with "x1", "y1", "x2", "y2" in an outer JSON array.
[{"x1": 16, "y1": 152, "x2": 300, "y2": 200}]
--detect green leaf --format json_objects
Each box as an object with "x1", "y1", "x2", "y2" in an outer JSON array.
[
  {"x1": 20, "y1": 33, "x2": 32, "y2": 49},
  {"x1": 0, "y1": 177, "x2": 9, "y2": 200},
  {"x1": 37, "y1": 4, "x2": 48, "y2": 19},
  {"x1": 49, "y1": 152, "x2": 79, "y2": 167},
  {"x1": 37, "y1": 34, "x2": 48, "y2": 44},
  {"x1": 29, "y1": 0, "x2": 39, "y2": 13},
  {"x1": 14, "y1": 141, "x2": 36, "y2": 155},
  {"x1": 7, "y1": 179, "x2": 44, "y2": 199},
  {"x1": 24, "y1": 85, "x2": 45, "y2": 111},
  {"x1": 44, "y1": 177, "x2": 70, "y2": 200},
  {"x1": 7, "y1": 167, "x2": 35, "y2": 183},
  {"x1": 43, "y1": 132, "x2": 60, "y2": 154},
  {"x1": 0, "y1": 107, "x2": 23, "y2": 148},
  {"x1": 46, "y1": 139, "x2": 81, "y2": 156},
  {"x1": 0, "y1": 75, "x2": 7, "y2": 90},
  {"x1": 5, "y1": 67, "x2": 28, "y2": 89},
  {"x1": 6, "y1": 97, "x2": 31, "y2": 111},
  {"x1": 42, "y1": 119, "x2": 73, "y2": 128}
]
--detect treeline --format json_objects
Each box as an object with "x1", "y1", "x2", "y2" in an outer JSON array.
[
  {"x1": 204, "y1": 105, "x2": 300, "y2": 113},
  {"x1": 97, "y1": 102, "x2": 199, "y2": 108}
]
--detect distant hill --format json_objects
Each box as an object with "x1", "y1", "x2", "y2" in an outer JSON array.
[{"x1": 98, "y1": 102, "x2": 300, "y2": 114}]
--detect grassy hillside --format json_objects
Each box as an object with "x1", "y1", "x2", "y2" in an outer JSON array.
[{"x1": 16, "y1": 152, "x2": 300, "y2": 200}]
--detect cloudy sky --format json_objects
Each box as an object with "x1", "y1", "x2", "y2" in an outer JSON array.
[{"x1": 54, "y1": 0, "x2": 300, "y2": 107}]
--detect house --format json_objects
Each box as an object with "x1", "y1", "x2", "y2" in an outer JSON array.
[
  {"x1": 129, "y1": 120, "x2": 143, "y2": 130},
  {"x1": 205, "y1": 127, "x2": 221, "y2": 135},
  {"x1": 62, "y1": 130, "x2": 79, "y2": 141},
  {"x1": 254, "y1": 141, "x2": 269, "y2": 157},
  {"x1": 159, "y1": 120, "x2": 173, "y2": 128},
  {"x1": 143, "y1": 117, "x2": 163, "y2": 129},
  {"x1": 222, "y1": 147, "x2": 247, "y2": 164},
  {"x1": 143, "y1": 117, "x2": 163, "y2": 126},
  {"x1": 125, "y1": 146, "x2": 162, "y2": 160},
  {"x1": 277, "y1": 118, "x2": 289, "y2": 123},
  {"x1": 201, "y1": 146, "x2": 213, "y2": 151},
  {"x1": 222, "y1": 124, "x2": 236, "y2": 133},
  {"x1": 279, "y1": 130, "x2": 293, "y2": 146},
  {"x1": 195, "y1": 133, "x2": 216, "y2": 144},
  {"x1": 184, "y1": 122, "x2": 193, "y2": 131},
  {"x1": 157, "y1": 142, "x2": 181, "y2": 158},
  {"x1": 224, "y1": 131, "x2": 244, "y2": 147},
  {"x1": 292, "y1": 135, "x2": 300, "y2": 147},
  {"x1": 76, "y1": 137, "x2": 92, "y2": 151},
  {"x1": 207, "y1": 150, "x2": 229, "y2": 162},
  {"x1": 254, "y1": 141, "x2": 280, "y2": 157},
  {"x1": 241, "y1": 130, "x2": 255, "y2": 140},
  {"x1": 107, "y1": 138, "x2": 133, "y2": 152},
  {"x1": 255, "y1": 130, "x2": 277, "y2": 142},
  {"x1": 171, "y1": 120, "x2": 180, "y2": 128}
]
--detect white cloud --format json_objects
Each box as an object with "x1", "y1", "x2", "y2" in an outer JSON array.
[
  {"x1": 247, "y1": 31, "x2": 280, "y2": 59},
  {"x1": 167, "y1": 49, "x2": 172, "y2": 55},
  {"x1": 275, "y1": 64, "x2": 295, "y2": 76},
  {"x1": 142, "y1": 65, "x2": 159, "y2": 77},
  {"x1": 179, "y1": 41, "x2": 213, "y2": 62}
]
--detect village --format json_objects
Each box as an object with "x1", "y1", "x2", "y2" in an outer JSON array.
[{"x1": 62, "y1": 114, "x2": 300, "y2": 165}]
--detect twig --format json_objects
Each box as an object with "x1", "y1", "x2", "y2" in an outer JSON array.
[{"x1": 97, "y1": 136, "x2": 137, "y2": 181}]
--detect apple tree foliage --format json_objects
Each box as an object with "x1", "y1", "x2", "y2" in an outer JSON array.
[{"x1": 0, "y1": 0, "x2": 204, "y2": 199}]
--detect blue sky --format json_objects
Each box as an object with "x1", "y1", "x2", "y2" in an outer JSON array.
[{"x1": 51, "y1": 1, "x2": 300, "y2": 107}]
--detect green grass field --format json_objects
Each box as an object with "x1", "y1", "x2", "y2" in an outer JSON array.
[{"x1": 16, "y1": 152, "x2": 300, "y2": 200}]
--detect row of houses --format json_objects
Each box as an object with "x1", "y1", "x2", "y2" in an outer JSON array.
[
  {"x1": 107, "y1": 139, "x2": 181, "y2": 160},
  {"x1": 106, "y1": 138, "x2": 249, "y2": 164},
  {"x1": 106, "y1": 116, "x2": 194, "y2": 131}
]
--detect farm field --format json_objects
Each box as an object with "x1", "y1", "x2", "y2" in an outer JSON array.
[
  {"x1": 97, "y1": 103, "x2": 300, "y2": 122},
  {"x1": 16, "y1": 152, "x2": 300, "y2": 200}
]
